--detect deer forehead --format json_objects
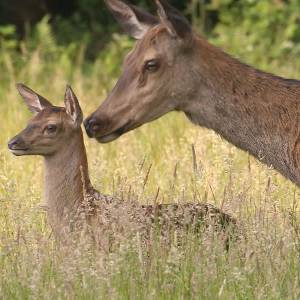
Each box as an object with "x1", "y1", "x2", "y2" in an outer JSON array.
[
  {"x1": 133, "y1": 26, "x2": 172, "y2": 54},
  {"x1": 31, "y1": 107, "x2": 66, "y2": 124},
  {"x1": 134, "y1": 29, "x2": 181, "y2": 67}
]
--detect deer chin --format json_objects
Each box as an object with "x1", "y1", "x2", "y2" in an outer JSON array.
[
  {"x1": 9, "y1": 148, "x2": 29, "y2": 156},
  {"x1": 96, "y1": 132, "x2": 122, "y2": 143},
  {"x1": 95, "y1": 121, "x2": 133, "y2": 143}
]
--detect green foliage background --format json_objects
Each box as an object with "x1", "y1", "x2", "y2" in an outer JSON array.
[{"x1": 1, "y1": 0, "x2": 300, "y2": 63}]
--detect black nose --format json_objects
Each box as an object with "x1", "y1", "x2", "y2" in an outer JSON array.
[
  {"x1": 8, "y1": 137, "x2": 20, "y2": 150},
  {"x1": 84, "y1": 117, "x2": 101, "y2": 138}
]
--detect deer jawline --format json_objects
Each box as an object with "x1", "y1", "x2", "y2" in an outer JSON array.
[
  {"x1": 9, "y1": 148, "x2": 29, "y2": 156},
  {"x1": 96, "y1": 132, "x2": 122, "y2": 143},
  {"x1": 95, "y1": 121, "x2": 134, "y2": 143}
]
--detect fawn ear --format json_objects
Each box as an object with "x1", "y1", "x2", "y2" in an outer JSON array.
[
  {"x1": 64, "y1": 85, "x2": 83, "y2": 127},
  {"x1": 156, "y1": 0, "x2": 192, "y2": 40},
  {"x1": 105, "y1": 0, "x2": 158, "y2": 39},
  {"x1": 17, "y1": 83, "x2": 52, "y2": 114}
]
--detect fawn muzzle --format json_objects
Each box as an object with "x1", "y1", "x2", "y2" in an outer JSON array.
[{"x1": 8, "y1": 135, "x2": 29, "y2": 156}]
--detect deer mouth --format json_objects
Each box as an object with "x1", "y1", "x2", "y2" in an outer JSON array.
[
  {"x1": 9, "y1": 148, "x2": 29, "y2": 156},
  {"x1": 95, "y1": 121, "x2": 134, "y2": 143},
  {"x1": 96, "y1": 132, "x2": 123, "y2": 143},
  {"x1": 8, "y1": 138, "x2": 30, "y2": 156}
]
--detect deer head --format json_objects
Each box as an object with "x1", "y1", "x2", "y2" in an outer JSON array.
[
  {"x1": 8, "y1": 84, "x2": 83, "y2": 156},
  {"x1": 84, "y1": 0, "x2": 197, "y2": 142}
]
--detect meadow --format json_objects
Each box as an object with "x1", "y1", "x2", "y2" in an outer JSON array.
[{"x1": 1, "y1": 18, "x2": 300, "y2": 299}]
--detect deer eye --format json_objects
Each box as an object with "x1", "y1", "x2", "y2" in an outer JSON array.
[
  {"x1": 144, "y1": 59, "x2": 160, "y2": 72},
  {"x1": 45, "y1": 124, "x2": 57, "y2": 134}
]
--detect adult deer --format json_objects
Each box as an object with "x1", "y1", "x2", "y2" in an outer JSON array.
[
  {"x1": 8, "y1": 84, "x2": 236, "y2": 241},
  {"x1": 84, "y1": 0, "x2": 300, "y2": 187}
]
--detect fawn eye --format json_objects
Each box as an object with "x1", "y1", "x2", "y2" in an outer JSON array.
[
  {"x1": 45, "y1": 124, "x2": 57, "y2": 134},
  {"x1": 144, "y1": 59, "x2": 160, "y2": 72}
]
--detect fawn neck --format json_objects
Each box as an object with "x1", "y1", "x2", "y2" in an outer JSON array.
[
  {"x1": 183, "y1": 36, "x2": 300, "y2": 185},
  {"x1": 44, "y1": 128, "x2": 92, "y2": 225}
]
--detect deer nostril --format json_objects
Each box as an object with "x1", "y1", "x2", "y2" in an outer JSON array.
[
  {"x1": 84, "y1": 117, "x2": 101, "y2": 137},
  {"x1": 91, "y1": 123, "x2": 101, "y2": 132},
  {"x1": 8, "y1": 139, "x2": 18, "y2": 150}
]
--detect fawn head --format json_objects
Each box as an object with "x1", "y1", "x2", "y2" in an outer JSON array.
[
  {"x1": 84, "y1": 0, "x2": 196, "y2": 143},
  {"x1": 8, "y1": 84, "x2": 83, "y2": 156}
]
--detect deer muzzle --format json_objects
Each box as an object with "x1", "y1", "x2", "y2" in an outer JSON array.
[
  {"x1": 84, "y1": 115, "x2": 134, "y2": 143},
  {"x1": 8, "y1": 136, "x2": 29, "y2": 156}
]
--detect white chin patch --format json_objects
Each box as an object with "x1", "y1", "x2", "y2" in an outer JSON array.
[{"x1": 9, "y1": 149, "x2": 28, "y2": 156}]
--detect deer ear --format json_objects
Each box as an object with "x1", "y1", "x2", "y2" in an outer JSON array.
[
  {"x1": 64, "y1": 85, "x2": 83, "y2": 127},
  {"x1": 105, "y1": 0, "x2": 158, "y2": 39},
  {"x1": 156, "y1": 0, "x2": 192, "y2": 40},
  {"x1": 17, "y1": 83, "x2": 53, "y2": 114}
]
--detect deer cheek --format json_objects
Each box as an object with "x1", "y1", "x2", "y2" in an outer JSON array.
[{"x1": 138, "y1": 72, "x2": 147, "y2": 87}]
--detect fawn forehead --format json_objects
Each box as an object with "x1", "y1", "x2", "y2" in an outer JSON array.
[{"x1": 31, "y1": 106, "x2": 67, "y2": 125}]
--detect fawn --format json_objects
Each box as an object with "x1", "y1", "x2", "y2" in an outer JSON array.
[{"x1": 8, "y1": 84, "x2": 236, "y2": 245}]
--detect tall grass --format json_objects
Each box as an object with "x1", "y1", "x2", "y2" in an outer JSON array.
[{"x1": 1, "y1": 19, "x2": 300, "y2": 299}]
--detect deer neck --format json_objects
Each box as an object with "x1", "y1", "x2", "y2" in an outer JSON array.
[
  {"x1": 43, "y1": 129, "x2": 92, "y2": 224},
  {"x1": 182, "y1": 37, "x2": 300, "y2": 185}
]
